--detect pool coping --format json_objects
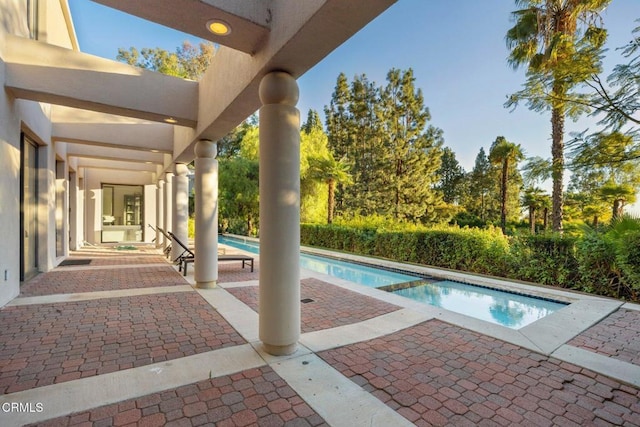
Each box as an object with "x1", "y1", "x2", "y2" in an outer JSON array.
[{"x1": 219, "y1": 235, "x2": 625, "y2": 356}]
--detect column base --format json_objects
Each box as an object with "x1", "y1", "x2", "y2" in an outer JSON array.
[
  {"x1": 262, "y1": 342, "x2": 298, "y2": 356},
  {"x1": 195, "y1": 280, "x2": 217, "y2": 289}
]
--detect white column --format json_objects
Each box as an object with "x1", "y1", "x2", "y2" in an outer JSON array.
[
  {"x1": 194, "y1": 140, "x2": 219, "y2": 288},
  {"x1": 171, "y1": 164, "x2": 189, "y2": 262},
  {"x1": 163, "y1": 172, "x2": 173, "y2": 253},
  {"x1": 156, "y1": 179, "x2": 164, "y2": 248},
  {"x1": 258, "y1": 71, "x2": 301, "y2": 356}
]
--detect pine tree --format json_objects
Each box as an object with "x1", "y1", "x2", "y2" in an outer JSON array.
[
  {"x1": 347, "y1": 74, "x2": 385, "y2": 216},
  {"x1": 302, "y1": 109, "x2": 323, "y2": 134},
  {"x1": 437, "y1": 147, "x2": 466, "y2": 205},
  {"x1": 324, "y1": 73, "x2": 352, "y2": 215},
  {"x1": 378, "y1": 69, "x2": 443, "y2": 222},
  {"x1": 467, "y1": 148, "x2": 493, "y2": 222}
]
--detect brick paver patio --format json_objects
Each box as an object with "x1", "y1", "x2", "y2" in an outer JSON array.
[
  {"x1": 29, "y1": 366, "x2": 328, "y2": 427},
  {"x1": 0, "y1": 292, "x2": 245, "y2": 394},
  {"x1": 227, "y1": 278, "x2": 401, "y2": 333},
  {"x1": 217, "y1": 260, "x2": 260, "y2": 283},
  {"x1": 2, "y1": 246, "x2": 640, "y2": 426},
  {"x1": 568, "y1": 308, "x2": 640, "y2": 366},
  {"x1": 19, "y1": 265, "x2": 186, "y2": 296},
  {"x1": 319, "y1": 319, "x2": 640, "y2": 426}
]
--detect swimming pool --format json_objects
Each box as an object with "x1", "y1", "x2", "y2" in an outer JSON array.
[
  {"x1": 381, "y1": 280, "x2": 564, "y2": 328},
  {"x1": 219, "y1": 235, "x2": 566, "y2": 329},
  {"x1": 219, "y1": 236, "x2": 419, "y2": 288}
]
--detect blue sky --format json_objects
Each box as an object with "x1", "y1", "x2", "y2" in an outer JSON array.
[{"x1": 69, "y1": 0, "x2": 639, "y2": 210}]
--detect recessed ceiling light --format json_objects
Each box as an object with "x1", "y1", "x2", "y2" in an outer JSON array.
[
  {"x1": 164, "y1": 117, "x2": 178, "y2": 124},
  {"x1": 207, "y1": 19, "x2": 231, "y2": 36}
]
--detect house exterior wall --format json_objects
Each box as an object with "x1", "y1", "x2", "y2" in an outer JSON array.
[
  {"x1": 0, "y1": 1, "x2": 35, "y2": 306},
  {"x1": 0, "y1": 0, "x2": 78, "y2": 307}
]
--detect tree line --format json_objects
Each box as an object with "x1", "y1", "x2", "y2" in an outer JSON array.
[{"x1": 115, "y1": 2, "x2": 640, "y2": 237}]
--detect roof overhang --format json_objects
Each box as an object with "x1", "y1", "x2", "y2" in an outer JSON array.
[{"x1": 92, "y1": 0, "x2": 271, "y2": 55}]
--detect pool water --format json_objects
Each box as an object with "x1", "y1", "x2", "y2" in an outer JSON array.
[
  {"x1": 383, "y1": 280, "x2": 565, "y2": 329},
  {"x1": 219, "y1": 236, "x2": 418, "y2": 287},
  {"x1": 219, "y1": 236, "x2": 566, "y2": 329}
]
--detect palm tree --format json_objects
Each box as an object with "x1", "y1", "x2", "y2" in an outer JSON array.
[
  {"x1": 308, "y1": 155, "x2": 352, "y2": 224},
  {"x1": 506, "y1": 0, "x2": 611, "y2": 233},
  {"x1": 522, "y1": 187, "x2": 549, "y2": 234},
  {"x1": 489, "y1": 137, "x2": 524, "y2": 234},
  {"x1": 600, "y1": 183, "x2": 636, "y2": 220}
]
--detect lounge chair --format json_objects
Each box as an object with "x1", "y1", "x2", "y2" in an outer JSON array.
[
  {"x1": 167, "y1": 231, "x2": 254, "y2": 276},
  {"x1": 147, "y1": 224, "x2": 157, "y2": 243},
  {"x1": 156, "y1": 227, "x2": 173, "y2": 258},
  {"x1": 167, "y1": 231, "x2": 195, "y2": 265}
]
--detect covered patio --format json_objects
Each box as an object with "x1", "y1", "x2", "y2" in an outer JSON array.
[{"x1": 1, "y1": 0, "x2": 396, "y2": 355}]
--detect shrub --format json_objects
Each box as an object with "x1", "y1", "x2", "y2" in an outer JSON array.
[
  {"x1": 301, "y1": 223, "x2": 511, "y2": 276},
  {"x1": 299, "y1": 220, "x2": 639, "y2": 302},
  {"x1": 510, "y1": 234, "x2": 579, "y2": 288}
]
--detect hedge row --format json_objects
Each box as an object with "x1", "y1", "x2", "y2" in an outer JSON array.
[{"x1": 300, "y1": 223, "x2": 640, "y2": 301}]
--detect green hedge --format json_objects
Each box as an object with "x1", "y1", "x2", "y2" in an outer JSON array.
[
  {"x1": 509, "y1": 234, "x2": 579, "y2": 288},
  {"x1": 301, "y1": 224, "x2": 511, "y2": 276},
  {"x1": 300, "y1": 223, "x2": 640, "y2": 302},
  {"x1": 574, "y1": 230, "x2": 640, "y2": 300}
]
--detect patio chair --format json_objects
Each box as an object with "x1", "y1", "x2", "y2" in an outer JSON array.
[
  {"x1": 167, "y1": 231, "x2": 254, "y2": 276},
  {"x1": 167, "y1": 231, "x2": 194, "y2": 266},
  {"x1": 156, "y1": 227, "x2": 173, "y2": 258},
  {"x1": 147, "y1": 224, "x2": 157, "y2": 243}
]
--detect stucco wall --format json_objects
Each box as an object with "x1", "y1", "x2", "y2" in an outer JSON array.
[
  {"x1": 0, "y1": 53, "x2": 21, "y2": 306},
  {"x1": 0, "y1": 2, "x2": 28, "y2": 306},
  {"x1": 0, "y1": 1, "x2": 71, "y2": 307}
]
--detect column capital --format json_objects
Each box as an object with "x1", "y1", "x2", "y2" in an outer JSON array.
[
  {"x1": 195, "y1": 139, "x2": 218, "y2": 159},
  {"x1": 259, "y1": 71, "x2": 298, "y2": 106},
  {"x1": 174, "y1": 163, "x2": 189, "y2": 176}
]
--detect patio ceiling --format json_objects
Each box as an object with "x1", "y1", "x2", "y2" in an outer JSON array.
[
  {"x1": 92, "y1": 0, "x2": 271, "y2": 55},
  {"x1": 4, "y1": 0, "x2": 397, "y2": 177}
]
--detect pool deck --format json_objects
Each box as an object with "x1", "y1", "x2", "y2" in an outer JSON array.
[{"x1": 1, "y1": 244, "x2": 639, "y2": 426}]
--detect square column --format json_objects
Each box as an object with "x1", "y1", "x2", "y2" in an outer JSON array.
[
  {"x1": 194, "y1": 140, "x2": 219, "y2": 288},
  {"x1": 258, "y1": 71, "x2": 301, "y2": 356},
  {"x1": 171, "y1": 164, "x2": 189, "y2": 262}
]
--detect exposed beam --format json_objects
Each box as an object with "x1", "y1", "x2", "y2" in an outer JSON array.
[
  {"x1": 75, "y1": 158, "x2": 158, "y2": 173},
  {"x1": 52, "y1": 122, "x2": 174, "y2": 154},
  {"x1": 4, "y1": 35, "x2": 198, "y2": 127},
  {"x1": 92, "y1": 0, "x2": 270, "y2": 54},
  {"x1": 66, "y1": 143, "x2": 164, "y2": 164}
]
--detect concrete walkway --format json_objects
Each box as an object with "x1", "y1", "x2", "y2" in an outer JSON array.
[{"x1": 0, "y1": 245, "x2": 639, "y2": 426}]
